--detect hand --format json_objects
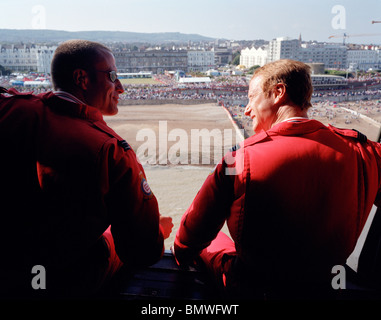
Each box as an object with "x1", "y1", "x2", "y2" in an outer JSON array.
[{"x1": 160, "y1": 216, "x2": 174, "y2": 239}]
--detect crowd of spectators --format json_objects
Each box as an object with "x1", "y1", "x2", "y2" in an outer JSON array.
[
  {"x1": 3, "y1": 71, "x2": 381, "y2": 140},
  {"x1": 312, "y1": 88, "x2": 381, "y2": 100},
  {"x1": 1, "y1": 72, "x2": 381, "y2": 107},
  {"x1": 0, "y1": 74, "x2": 249, "y2": 101},
  {"x1": 225, "y1": 98, "x2": 381, "y2": 140},
  {"x1": 3, "y1": 73, "x2": 381, "y2": 102},
  {"x1": 118, "y1": 74, "x2": 248, "y2": 101}
]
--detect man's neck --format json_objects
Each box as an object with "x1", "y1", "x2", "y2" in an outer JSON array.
[
  {"x1": 53, "y1": 90, "x2": 87, "y2": 105},
  {"x1": 272, "y1": 104, "x2": 309, "y2": 128}
]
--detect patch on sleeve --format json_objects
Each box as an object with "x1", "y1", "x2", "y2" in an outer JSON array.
[
  {"x1": 229, "y1": 143, "x2": 241, "y2": 152},
  {"x1": 118, "y1": 139, "x2": 131, "y2": 151},
  {"x1": 139, "y1": 171, "x2": 153, "y2": 199}
]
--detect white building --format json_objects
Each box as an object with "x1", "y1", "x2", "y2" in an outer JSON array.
[
  {"x1": 187, "y1": 50, "x2": 215, "y2": 72},
  {"x1": 240, "y1": 46, "x2": 268, "y2": 68},
  {"x1": 268, "y1": 37, "x2": 300, "y2": 62},
  {"x1": 0, "y1": 44, "x2": 56, "y2": 74},
  {"x1": 0, "y1": 44, "x2": 38, "y2": 72},
  {"x1": 178, "y1": 77, "x2": 211, "y2": 84},
  {"x1": 240, "y1": 37, "x2": 351, "y2": 70},
  {"x1": 36, "y1": 46, "x2": 57, "y2": 74},
  {"x1": 240, "y1": 37, "x2": 300, "y2": 68},
  {"x1": 299, "y1": 43, "x2": 347, "y2": 69},
  {"x1": 347, "y1": 48, "x2": 380, "y2": 71}
]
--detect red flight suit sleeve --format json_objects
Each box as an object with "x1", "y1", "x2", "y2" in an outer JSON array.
[
  {"x1": 371, "y1": 141, "x2": 381, "y2": 208},
  {"x1": 99, "y1": 139, "x2": 164, "y2": 267},
  {"x1": 174, "y1": 154, "x2": 235, "y2": 266}
]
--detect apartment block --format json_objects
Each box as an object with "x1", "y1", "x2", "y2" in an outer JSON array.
[
  {"x1": 113, "y1": 49, "x2": 188, "y2": 74},
  {"x1": 187, "y1": 50, "x2": 215, "y2": 72}
]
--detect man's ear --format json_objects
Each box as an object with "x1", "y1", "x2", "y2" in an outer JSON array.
[
  {"x1": 73, "y1": 69, "x2": 89, "y2": 90},
  {"x1": 273, "y1": 82, "x2": 287, "y2": 105}
]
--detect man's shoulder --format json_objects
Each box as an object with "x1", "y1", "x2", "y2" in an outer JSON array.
[
  {"x1": 0, "y1": 88, "x2": 48, "y2": 107},
  {"x1": 0, "y1": 89, "x2": 52, "y2": 121},
  {"x1": 327, "y1": 124, "x2": 368, "y2": 143},
  {"x1": 241, "y1": 131, "x2": 270, "y2": 149}
]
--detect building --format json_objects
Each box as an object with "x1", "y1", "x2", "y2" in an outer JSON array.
[
  {"x1": 239, "y1": 37, "x2": 299, "y2": 68},
  {"x1": 240, "y1": 46, "x2": 268, "y2": 68},
  {"x1": 0, "y1": 44, "x2": 56, "y2": 74},
  {"x1": 178, "y1": 77, "x2": 211, "y2": 84},
  {"x1": 311, "y1": 74, "x2": 348, "y2": 90},
  {"x1": 268, "y1": 37, "x2": 300, "y2": 62},
  {"x1": 306, "y1": 63, "x2": 325, "y2": 74},
  {"x1": 36, "y1": 45, "x2": 57, "y2": 74},
  {"x1": 299, "y1": 43, "x2": 347, "y2": 69},
  {"x1": 212, "y1": 47, "x2": 233, "y2": 67},
  {"x1": 113, "y1": 49, "x2": 188, "y2": 74},
  {"x1": 240, "y1": 38, "x2": 349, "y2": 70},
  {"x1": 240, "y1": 37, "x2": 302, "y2": 68},
  {"x1": 117, "y1": 71, "x2": 153, "y2": 79},
  {"x1": 0, "y1": 44, "x2": 38, "y2": 72},
  {"x1": 187, "y1": 50, "x2": 215, "y2": 72},
  {"x1": 347, "y1": 48, "x2": 380, "y2": 71}
]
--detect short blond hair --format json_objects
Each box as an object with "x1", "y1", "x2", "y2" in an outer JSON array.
[{"x1": 253, "y1": 59, "x2": 313, "y2": 110}]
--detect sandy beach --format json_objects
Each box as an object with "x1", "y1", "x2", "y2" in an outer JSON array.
[
  {"x1": 104, "y1": 103, "x2": 244, "y2": 166},
  {"x1": 308, "y1": 100, "x2": 381, "y2": 142},
  {"x1": 105, "y1": 101, "x2": 381, "y2": 248},
  {"x1": 104, "y1": 103, "x2": 240, "y2": 247}
]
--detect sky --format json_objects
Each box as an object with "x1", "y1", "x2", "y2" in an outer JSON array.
[{"x1": 1, "y1": 0, "x2": 381, "y2": 44}]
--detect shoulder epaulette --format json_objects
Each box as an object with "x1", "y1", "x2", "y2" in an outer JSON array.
[
  {"x1": 230, "y1": 144, "x2": 240, "y2": 152},
  {"x1": 352, "y1": 129, "x2": 368, "y2": 143},
  {"x1": 328, "y1": 125, "x2": 367, "y2": 143},
  {"x1": 91, "y1": 121, "x2": 132, "y2": 152},
  {"x1": 118, "y1": 140, "x2": 131, "y2": 151},
  {"x1": 241, "y1": 130, "x2": 270, "y2": 148},
  {"x1": 228, "y1": 131, "x2": 270, "y2": 152}
]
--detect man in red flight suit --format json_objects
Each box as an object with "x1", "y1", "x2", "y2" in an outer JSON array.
[
  {"x1": 173, "y1": 59, "x2": 381, "y2": 298},
  {"x1": 0, "y1": 40, "x2": 173, "y2": 298}
]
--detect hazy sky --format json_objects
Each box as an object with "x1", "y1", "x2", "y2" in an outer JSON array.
[{"x1": 1, "y1": 0, "x2": 381, "y2": 44}]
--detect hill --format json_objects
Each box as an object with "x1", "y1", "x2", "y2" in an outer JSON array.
[{"x1": 0, "y1": 29, "x2": 215, "y2": 44}]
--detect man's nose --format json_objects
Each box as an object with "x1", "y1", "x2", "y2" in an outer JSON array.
[
  {"x1": 244, "y1": 104, "x2": 251, "y2": 116},
  {"x1": 115, "y1": 79, "x2": 124, "y2": 94}
]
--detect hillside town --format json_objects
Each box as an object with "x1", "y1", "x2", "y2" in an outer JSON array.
[
  {"x1": 2, "y1": 35, "x2": 381, "y2": 142},
  {"x1": 1, "y1": 36, "x2": 381, "y2": 76}
]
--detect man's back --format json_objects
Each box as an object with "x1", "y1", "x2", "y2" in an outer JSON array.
[
  {"x1": 175, "y1": 59, "x2": 381, "y2": 298},
  {"x1": 0, "y1": 89, "x2": 164, "y2": 297},
  {"x1": 235, "y1": 119, "x2": 381, "y2": 293},
  {"x1": 174, "y1": 118, "x2": 381, "y2": 297}
]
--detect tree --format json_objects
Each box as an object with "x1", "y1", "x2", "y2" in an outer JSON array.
[
  {"x1": 231, "y1": 52, "x2": 241, "y2": 66},
  {"x1": 247, "y1": 65, "x2": 260, "y2": 74},
  {"x1": 0, "y1": 65, "x2": 11, "y2": 76}
]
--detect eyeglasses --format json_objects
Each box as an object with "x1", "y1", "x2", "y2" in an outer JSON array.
[{"x1": 95, "y1": 70, "x2": 118, "y2": 83}]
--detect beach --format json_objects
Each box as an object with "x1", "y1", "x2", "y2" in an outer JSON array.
[
  {"x1": 104, "y1": 103, "x2": 240, "y2": 247},
  {"x1": 105, "y1": 101, "x2": 381, "y2": 249},
  {"x1": 308, "y1": 100, "x2": 381, "y2": 141}
]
